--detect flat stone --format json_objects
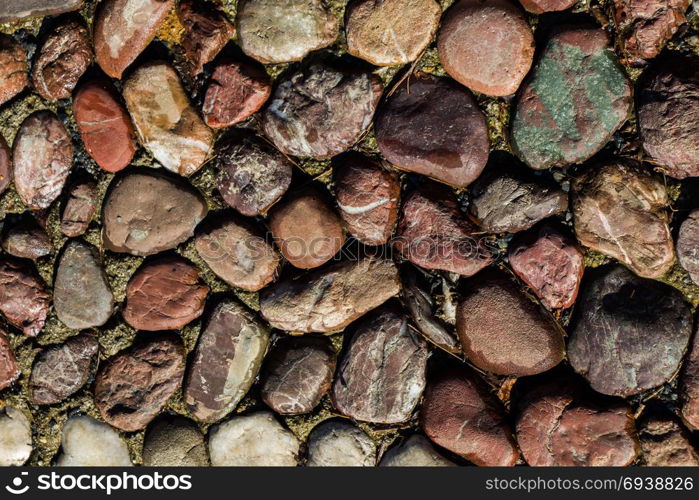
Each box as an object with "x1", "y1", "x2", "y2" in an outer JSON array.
[
  {"x1": 260, "y1": 256, "x2": 400, "y2": 333},
  {"x1": 1, "y1": 217, "x2": 52, "y2": 259},
  {"x1": 0, "y1": 34, "x2": 28, "y2": 106},
  {"x1": 0, "y1": 330, "x2": 20, "y2": 391},
  {"x1": 123, "y1": 61, "x2": 214, "y2": 177},
  {"x1": 260, "y1": 337, "x2": 335, "y2": 415},
  {"x1": 0, "y1": 407, "x2": 31, "y2": 466},
  {"x1": 203, "y1": 59, "x2": 271, "y2": 129},
  {"x1": 261, "y1": 63, "x2": 382, "y2": 159},
  {"x1": 54, "y1": 240, "x2": 113, "y2": 330},
  {"x1": 185, "y1": 300, "x2": 270, "y2": 424},
  {"x1": 637, "y1": 53, "x2": 699, "y2": 179},
  {"x1": 267, "y1": 186, "x2": 345, "y2": 269},
  {"x1": 73, "y1": 78, "x2": 137, "y2": 173},
  {"x1": 0, "y1": 258, "x2": 50, "y2": 337},
  {"x1": 569, "y1": 265, "x2": 693, "y2": 397},
  {"x1": 177, "y1": 0, "x2": 234, "y2": 76},
  {"x1": 680, "y1": 327, "x2": 699, "y2": 430},
  {"x1": 102, "y1": 170, "x2": 208, "y2": 256},
  {"x1": 511, "y1": 26, "x2": 633, "y2": 169},
  {"x1": 395, "y1": 183, "x2": 492, "y2": 276},
  {"x1": 93, "y1": 0, "x2": 175, "y2": 79},
  {"x1": 380, "y1": 434, "x2": 455, "y2": 466},
  {"x1": 421, "y1": 367, "x2": 519, "y2": 466},
  {"x1": 375, "y1": 74, "x2": 488, "y2": 188},
  {"x1": 195, "y1": 214, "x2": 280, "y2": 292},
  {"x1": 60, "y1": 176, "x2": 98, "y2": 237},
  {"x1": 94, "y1": 333, "x2": 185, "y2": 432},
  {"x1": 0, "y1": 135, "x2": 10, "y2": 196},
  {"x1": 572, "y1": 163, "x2": 674, "y2": 279},
  {"x1": 122, "y1": 256, "x2": 208, "y2": 331},
  {"x1": 456, "y1": 270, "x2": 565, "y2": 376},
  {"x1": 236, "y1": 0, "x2": 338, "y2": 64},
  {"x1": 515, "y1": 376, "x2": 639, "y2": 466},
  {"x1": 518, "y1": 0, "x2": 576, "y2": 13},
  {"x1": 508, "y1": 224, "x2": 584, "y2": 309},
  {"x1": 13, "y1": 110, "x2": 73, "y2": 210},
  {"x1": 346, "y1": 0, "x2": 441, "y2": 66},
  {"x1": 143, "y1": 416, "x2": 209, "y2": 466},
  {"x1": 215, "y1": 130, "x2": 292, "y2": 216},
  {"x1": 332, "y1": 308, "x2": 429, "y2": 424},
  {"x1": 333, "y1": 154, "x2": 400, "y2": 245},
  {"x1": 0, "y1": 0, "x2": 83, "y2": 22},
  {"x1": 676, "y1": 210, "x2": 699, "y2": 285},
  {"x1": 208, "y1": 411, "x2": 300, "y2": 466},
  {"x1": 438, "y1": 0, "x2": 534, "y2": 96},
  {"x1": 32, "y1": 20, "x2": 92, "y2": 100},
  {"x1": 638, "y1": 411, "x2": 699, "y2": 466},
  {"x1": 306, "y1": 421, "x2": 376, "y2": 466},
  {"x1": 29, "y1": 333, "x2": 99, "y2": 405},
  {"x1": 56, "y1": 415, "x2": 132, "y2": 466}
]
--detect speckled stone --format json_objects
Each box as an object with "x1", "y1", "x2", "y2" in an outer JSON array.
[
  {"x1": 638, "y1": 411, "x2": 699, "y2": 466},
  {"x1": 56, "y1": 415, "x2": 132, "y2": 466},
  {"x1": 0, "y1": 407, "x2": 32, "y2": 466},
  {"x1": 143, "y1": 416, "x2": 209, "y2": 466},
  {"x1": 0, "y1": 34, "x2": 28, "y2": 106},
  {"x1": 306, "y1": 421, "x2": 376, "y2": 466},
  {"x1": 0, "y1": 257, "x2": 50, "y2": 337},
  {"x1": 380, "y1": 434, "x2": 455, "y2": 466}
]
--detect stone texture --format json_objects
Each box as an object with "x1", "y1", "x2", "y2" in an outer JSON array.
[
  {"x1": 637, "y1": 53, "x2": 699, "y2": 179},
  {"x1": 123, "y1": 61, "x2": 214, "y2": 176},
  {"x1": 268, "y1": 186, "x2": 345, "y2": 269},
  {"x1": 332, "y1": 308, "x2": 429, "y2": 424},
  {"x1": 515, "y1": 376, "x2": 639, "y2": 466},
  {"x1": 638, "y1": 411, "x2": 699, "y2": 466},
  {"x1": 0, "y1": 0, "x2": 83, "y2": 22},
  {"x1": 456, "y1": 270, "x2": 565, "y2": 376},
  {"x1": 376, "y1": 74, "x2": 488, "y2": 188},
  {"x1": 123, "y1": 256, "x2": 208, "y2": 331},
  {"x1": 572, "y1": 163, "x2": 674, "y2": 279},
  {"x1": 73, "y1": 78, "x2": 137, "y2": 173},
  {"x1": 395, "y1": 183, "x2": 492, "y2": 276},
  {"x1": 0, "y1": 407, "x2": 31, "y2": 466},
  {"x1": 680, "y1": 328, "x2": 699, "y2": 430},
  {"x1": 438, "y1": 0, "x2": 534, "y2": 96},
  {"x1": 508, "y1": 224, "x2": 584, "y2": 309},
  {"x1": 260, "y1": 256, "x2": 400, "y2": 333},
  {"x1": 0, "y1": 258, "x2": 50, "y2": 337},
  {"x1": 60, "y1": 176, "x2": 98, "y2": 237},
  {"x1": 333, "y1": 154, "x2": 400, "y2": 245},
  {"x1": 203, "y1": 59, "x2": 271, "y2": 129},
  {"x1": 143, "y1": 416, "x2": 209, "y2": 466},
  {"x1": 306, "y1": 421, "x2": 376, "y2": 466},
  {"x1": 345, "y1": 0, "x2": 441, "y2": 66},
  {"x1": 569, "y1": 265, "x2": 693, "y2": 397},
  {"x1": 380, "y1": 434, "x2": 455, "y2": 466},
  {"x1": 32, "y1": 20, "x2": 92, "y2": 100},
  {"x1": 185, "y1": 300, "x2": 270, "y2": 424},
  {"x1": 29, "y1": 333, "x2": 98, "y2": 405},
  {"x1": 0, "y1": 34, "x2": 28, "y2": 106},
  {"x1": 177, "y1": 0, "x2": 234, "y2": 76},
  {"x1": 260, "y1": 337, "x2": 335, "y2": 415},
  {"x1": 261, "y1": 63, "x2": 382, "y2": 159},
  {"x1": 102, "y1": 170, "x2": 208, "y2": 256},
  {"x1": 215, "y1": 130, "x2": 292, "y2": 216},
  {"x1": 56, "y1": 415, "x2": 132, "y2": 466},
  {"x1": 195, "y1": 214, "x2": 280, "y2": 292},
  {"x1": 208, "y1": 411, "x2": 300, "y2": 466},
  {"x1": 93, "y1": 0, "x2": 175, "y2": 79},
  {"x1": 518, "y1": 0, "x2": 576, "y2": 13},
  {"x1": 421, "y1": 367, "x2": 519, "y2": 466},
  {"x1": 236, "y1": 0, "x2": 337, "y2": 64},
  {"x1": 94, "y1": 333, "x2": 185, "y2": 432},
  {"x1": 0, "y1": 330, "x2": 20, "y2": 391},
  {"x1": 676, "y1": 210, "x2": 699, "y2": 285},
  {"x1": 0, "y1": 136, "x2": 10, "y2": 196},
  {"x1": 1, "y1": 217, "x2": 52, "y2": 259},
  {"x1": 54, "y1": 240, "x2": 113, "y2": 330},
  {"x1": 13, "y1": 110, "x2": 73, "y2": 210},
  {"x1": 511, "y1": 26, "x2": 633, "y2": 169}
]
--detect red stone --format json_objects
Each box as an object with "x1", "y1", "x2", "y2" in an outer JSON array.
[
  {"x1": 0, "y1": 330, "x2": 20, "y2": 391},
  {"x1": 0, "y1": 135, "x2": 10, "y2": 196},
  {"x1": 0, "y1": 258, "x2": 50, "y2": 337},
  {"x1": 0, "y1": 34, "x2": 28, "y2": 106},
  {"x1": 177, "y1": 0, "x2": 234, "y2": 76}
]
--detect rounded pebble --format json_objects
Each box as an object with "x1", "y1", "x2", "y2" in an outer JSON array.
[
  {"x1": 0, "y1": 407, "x2": 32, "y2": 466},
  {"x1": 143, "y1": 416, "x2": 209, "y2": 466},
  {"x1": 380, "y1": 434, "x2": 455, "y2": 467},
  {"x1": 306, "y1": 421, "x2": 376, "y2": 466},
  {"x1": 56, "y1": 415, "x2": 132, "y2": 466},
  {"x1": 0, "y1": 34, "x2": 28, "y2": 106}
]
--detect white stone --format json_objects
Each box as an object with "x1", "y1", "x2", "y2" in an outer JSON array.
[
  {"x1": 306, "y1": 421, "x2": 376, "y2": 466},
  {"x1": 56, "y1": 415, "x2": 132, "y2": 466},
  {"x1": 380, "y1": 434, "x2": 455, "y2": 466},
  {"x1": 0, "y1": 407, "x2": 32, "y2": 466}
]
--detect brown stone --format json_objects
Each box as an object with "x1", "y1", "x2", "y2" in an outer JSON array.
[
  {"x1": 0, "y1": 258, "x2": 50, "y2": 337},
  {"x1": 517, "y1": 0, "x2": 575, "y2": 12},
  {"x1": 332, "y1": 308, "x2": 429, "y2": 424},
  {"x1": 638, "y1": 411, "x2": 699, "y2": 466},
  {"x1": 94, "y1": 333, "x2": 185, "y2": 431},
  {"x1": 345, "y1": 0, "x2": 441, "y2": 66},
  {"x1": 572, "y1": 163, "x2": 674, "y2": 279},
  {"x1": 333, "y1": 154, "x2": 400, "y2": 245},
  {"x1": 260, "y1": 256, "x2": 400, "y2": 333},
  {"x1": 102, "y1": 170, "x2": 208, "y2": 256},
  {"x1": 122, "y1": 255, "x2": 208, "y2": 331},
  {"x1": 184, "y1": 300, "x2": 270, "y2": 423},
  {"x1": 260, "y1": 337, "x2": 335, "y2": 415},
  {"x1": 508, "y1": 224, "x2": 584, "y2": 309},
  {"x1": 143, "y1": 416, "x2": 209, "y2": 466},
  {"x1": 0, "y1": 0, "x2": 83, "y2": 22},
  {"x1": 177, "y1": 0, "x2": 233, "y2": 76},
  {"x1": 456, "y1": 270, "x2": 565, "y2": 376},
  {"x1": 1, "y1": 217, "x2": 52, "y2": 259},
  {"x1": 0, "y1": 34, "x2": 28, "y2": 106},
  {"x1": 13, "y1": 110, "x2": 73, "y2": 211},
  {"x1": 375, "y1": 74, "x2": 488, "y2": 188},
  {"x1": 93, "y1": 0, "x2": 176, "y2": 79},
  {"x1": 215, "y1": 130, "x2": 292, "y2": 216},
  {"x1": 32, "y1": 20, "x2": 92, "y2": 100},
  {"x1": 73, "y1": 78, "x2": 137, "y2": 173},
  {"x1": 421, "y1": 366, "x2": 519, "y2": 466},
  {"x1": 677, "y1": 209, "x2": 699, "y2": 285},
  {"x1": 29, "y1": 333, "x2": 98, "y2": 405},
  {"x1": 0, "y1": 136, "x2": 10, "y2": 196},
  {"x1": 60, "y1": 176, "x2": 98, "y2": 237},
  {"x1": 680, "y1": 327, "x2": 699, "y2": 430},
  {"x1": 0, "y1": 330, "x2": 20, "y2": 391}
]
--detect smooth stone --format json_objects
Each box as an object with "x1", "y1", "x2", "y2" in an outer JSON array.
[
  {"x1": 56, "y1": 415, "x2": 132, "y2": 466},
  {"x1": 1, "y1": 217, "x2": 52, "y2": 259},
  {"x1": 380, "y1": 434, "x2": 455, "y2": 466},
  {"x1": 518, "y1": 0, "x2": 575, "y2": 12},
  {"x1": 306, "y1": 421, "x2": 376, "y2": 467},
  {"x1": 143, "y1": 416, "x2": 209, "y2": 466},
  {"x1": 0, "y1": 407, "x2": 32, "y2": 466},
  {"x1": 0, "y1": 34, "x2": 28, "y2": 106},
  {"x1": 60, "y1": 176, "x2": 98, "y2": 237},
  {"x1": 177, "y1": 0, "x2": 234, "y2": 76},
  {"x1": 0, "y1": 0, "x2": 82, "y2": 22},
  {"x1": 0, "y1": 135, "x2": 10, "y2": 196},
  {"x1": 0, "y1": 330, "x2": 20, "y2": 391},
  {"x1": 680, "y1": 327, "x2": 699, "y2": 430},
  {"x1": 638, "y1": 411, "x2": 699, "y2": 466},
  {"x1": 0, "y1": 258, "x2": 50, "y2": 337}
]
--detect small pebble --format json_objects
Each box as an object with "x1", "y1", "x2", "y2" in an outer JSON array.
[
  {"x1": 143, "y1": 416, "x2": 209, "y2": 466},
  {"x1": 0, "y1": 135, "x2": 11, "y2": 196},
  {"x1": 0, "y1": 330, "x2": 20, "y2": 391},
  {"x1": 306, "y1": 421, "x2": 376, "y2": 467},
  {"x1": 380, "y1": 434, "x2": 455, "y2": 467},
  {"x1": 0, "y1": 34, "x2": 28, "y2": 106},
  {"x1": 680, "y1": 328, "x2": 699, "y2": 430},
  {"x1": 638, "y1": 411, "x2": 699, "y2": 466},
  {"x1": 56, "y1": 415, "x2": 132, "y2": 466},
  {"x1": 60, "y1": 176, "x2": 98, "y2": 237},
  {"x1": 1, "y1": 216, "x2": 52, "y2": 259},
  {"x1": 0, "y1": 257, "x2": 50, "y2": 337},
  {"x1": 0, "y1": 407, "x2": 32, "y2": 466},
  {"x1": 0, "y1": 0, "x2": 83, "y2": 22},
  {"x1": 177, "y1": 0, "x2": 234, "y2": 76}
]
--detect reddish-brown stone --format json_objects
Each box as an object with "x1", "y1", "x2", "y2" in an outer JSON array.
[
  {"x1": 638, "y1": 411, "x2": 699, "y2": 466},
  {"x1": 0, "y1": 34, "x2": 28, "y2": 106},
  {"x1": 177, "y1": 0, "x2": 234, "y2": 76},
  {"x1": 680, "y1": 327, "x2": 699, "y2": 430},
  {"x1": 677, "y1": 209, "x2": 699, "y2": 285},
  {"x1": 0, "y1": 258, "x2": 50, "y2": 337},
  {"x1": 1, "y1": 216, "x2": 52, "y2": 260},
  {"x1": 518, "y1": 0, "x2": 575, "y2": 13},
  {"x1": 0, "y1": 330, "x2": 20, "y2": 391},
  {"x1": 60, "y1": 176, "x2": 98, "y2": 238},
  {"x1": 122, "y1": 256, "x2": 209, "y2": 331},
  {"x1": 0, "y1": 135, "x2": 10, "y2": 196}
]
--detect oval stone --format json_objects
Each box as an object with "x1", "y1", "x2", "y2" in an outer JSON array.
[
  {"x1": 56, "y1": 415, "x2": 132, "y2": 466},
  {"x1": 0, "y1": 258, "x2": 50, "y2": 337},
  {"x1": 1, "y1": 216, "x2": 52, "y2": 259},
  {"x1": 0, "y1": 407, "x2": 32, "y2": 466},
  {"x1": 0, "y1": 135, "x2": 11, "y2": 196},
  {"x1": 0, "y1": 34, "x2": 28, "y2": 106},
  {"x1": 143, "y1": 416, "x2": 209, "y2": 466},
  {"x1": 306, "y1": 421, "x2": 376, "y2": 467},
  {"x1": 0, "y1": 330, "x2": 20, "y2": 391},
  {"x1": 60, "y1": 176, "x2": 98, "y2": 238}
]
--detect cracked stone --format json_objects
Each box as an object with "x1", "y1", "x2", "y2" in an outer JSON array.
[
  {"x1": 380, "y1": 434, "x2": 455, "y2": 466},
  {"x1": 143, "y1": 416, "x2": 209, "y2": 466},
  {"x1": 638, "y1": 411, "x2": 699, "y2": 466},
  {"x1": 0, "y1": 34, "x2": 28, "y2": 106},
  {"x1": 306, "y1": 421, "x2": 376, "y2": 466},
  {"x1": 60, "y1": 176, "x2": 98, "y2": 237},
  {"x1": 56, "y1": 415, "x2": 132, "y2": 466},
  {"x1": 0, "y1": 407, "x2": 31, "y2": 466},
  {"x1": 177, "y1": 0, "x2": 234, "y2": 76},
  {"x1": 0, "y1": 257, "x2": 50, "y2": 337},
  {"x1": 0, "y1": 330, "x2": 20, "y2": 391}
]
